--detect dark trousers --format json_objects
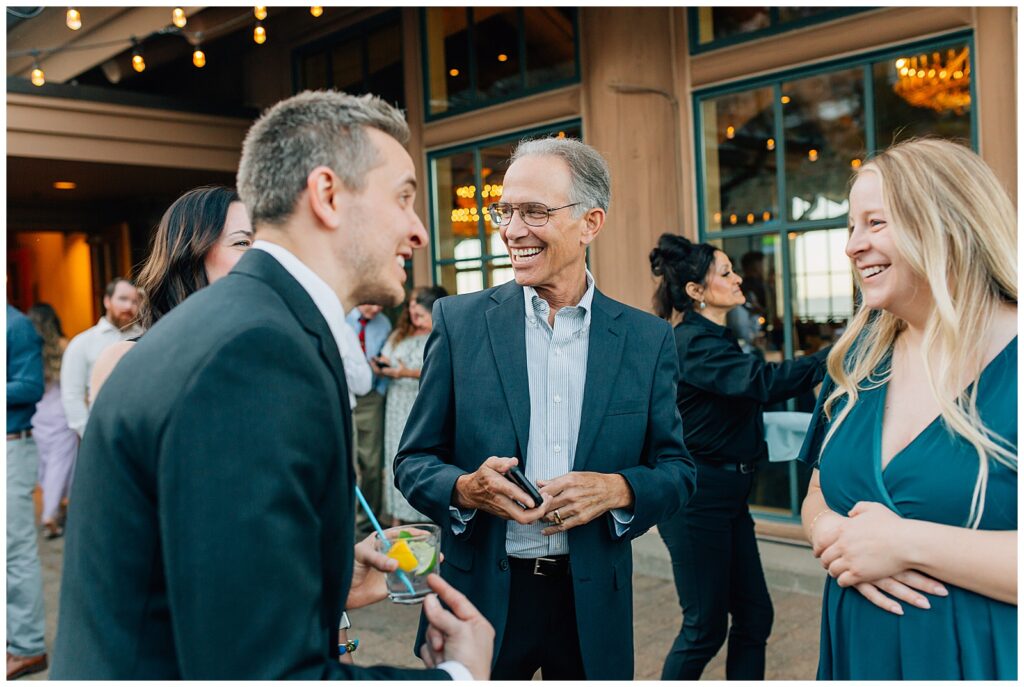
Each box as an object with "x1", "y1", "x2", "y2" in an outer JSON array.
[
  {"x1": 492, "y1": 557, "x2": 586, "y2": 680},
  {"x1": 658, "y1": 460, "x2": 774, "y2": 680}
]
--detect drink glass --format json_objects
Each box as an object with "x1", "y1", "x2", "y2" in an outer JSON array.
[{"x1": 375, "y1": 523, "x2": 440, "y2": 604}]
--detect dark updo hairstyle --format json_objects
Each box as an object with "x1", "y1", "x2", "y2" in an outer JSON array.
[
  {"x1": 389, "y1": 285, "x2": 451, "y2": 345},
  {"x1": 137, "y1": 185, "x2": 239, "y2": 329},
  {"x1": 649, "y1": 233, "x2": 719, "y2": 320}
]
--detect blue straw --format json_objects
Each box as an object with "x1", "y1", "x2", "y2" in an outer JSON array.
[{"x1": 354, "y1": 485, "x2": 416, "y2": 595}]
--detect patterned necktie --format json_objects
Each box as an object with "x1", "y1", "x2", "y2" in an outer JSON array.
[{"x1": 358, "y1": 317, "x2": 369, "y2": 354}]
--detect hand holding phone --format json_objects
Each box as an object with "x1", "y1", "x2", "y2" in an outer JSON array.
[
  {"x1": 373, "y1": 356, "x2": 391, "y2": 369},
  {"x1": 505, "y1": 466, "x2": 543, "y2": 510}
]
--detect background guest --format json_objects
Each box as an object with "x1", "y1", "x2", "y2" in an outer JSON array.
[
  {"x1": 798, "y1": 138, "x2": 1017, "y2": 680},
  {"x1": 59, "y1": 278, "x2": 141, "y2": 436},
  {"x1": 6, "y1": 303, "x2": 48, "y2": 679},
  {"x1": 27, "y1": 304, "x2": 79, "y2": 539},
  {"x1": 345, "y1": 303, "x2": 392, "y2": 537},
  {"x1": 374, "y1": 285, "x2": 448, "y2": 525},
  {"x1": 649, "y1": 233, "x2": 829, "y2": 680},
  {"x1": 88, "y1": 186, "x2": 253, "y2": 400}
]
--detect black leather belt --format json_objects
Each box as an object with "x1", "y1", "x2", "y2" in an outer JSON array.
[
  {"x1": 697, "y1": 458, "x2": 757, "y2": 474},
  {"x1": 509, "y1": 555, "x2": 570, "y2": 577}
]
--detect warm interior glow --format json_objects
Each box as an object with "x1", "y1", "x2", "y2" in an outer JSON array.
[
  {"x1": 172, "y1": 7, "x2": 187, "y2": 28},
  {"x1": 66, "y1": 8, "x2": 81, "y2": 30},
  {"x1": 53, "y1": 181, "x2": 77, "y2": 190}
]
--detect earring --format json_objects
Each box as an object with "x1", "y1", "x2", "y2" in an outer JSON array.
[{"x1": 699, "y1": 301, "x2": 706, "y2": 310}]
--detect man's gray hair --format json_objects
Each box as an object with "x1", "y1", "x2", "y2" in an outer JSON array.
[
  {"x1": 237, "y1": 90, "x2": 410, "y2": 226},
  {"x1": 510, "y1": 137, "x2": 611, "y2": 216}
]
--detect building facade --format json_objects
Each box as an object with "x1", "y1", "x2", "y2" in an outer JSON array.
[{"x1": 6, "y1": 6, "x2": 1017, "y2": 531}]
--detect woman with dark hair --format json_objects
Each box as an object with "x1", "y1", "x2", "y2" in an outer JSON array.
[
  {"x1": 89, "y1": 186, "x2": 252, "y2": 399},
  {"x1": 373, "y1": 285, "x2": 449, "y2": 525},
  {"x1": 649, "y1": 233, "x2": 829, "y2": 680},
  {"x1": 27, "y1": 303, "x2": 79, "y2": 538}
]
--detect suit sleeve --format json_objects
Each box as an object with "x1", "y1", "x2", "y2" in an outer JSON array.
[
  {"x1": 614, "y1": 326, "x2": 696, "y2": 536},
  {"x1": 157, "y1": 326, "x2": 446, "y2": 680},
  {"x1": 394, "y1": 300, "x2": 471, "y2": 533},
  {"x1": 680, "y1": 331, "x2": 828, "y2": 405}
]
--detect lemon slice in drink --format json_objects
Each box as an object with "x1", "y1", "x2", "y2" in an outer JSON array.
[
  {"x1": 408, "y1": 541, "x2": 437, "y2": 575},
  {"x1": 386, "y1": 539, "x2": 419, "y2": 572}
]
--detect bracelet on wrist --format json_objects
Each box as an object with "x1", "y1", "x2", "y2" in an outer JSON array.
[{"x1": 809, "y1": 508, "x2": 834, "y2": 536}]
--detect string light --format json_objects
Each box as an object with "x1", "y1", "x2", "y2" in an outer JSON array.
[
  {"x1": 497, "y1": 53, "x2": 508, "y2": 62},
  {"x1": 310, "y1": 6, "x2": 323, "y2": 17},
  {"x1": 253, "y1": 23, "x2": 266, "y2": 44},
  {"x1": 448, "y1": 68, "x2": 459, "y2": 77},
  {"x1": 66, "y1": 7, "x2": 82, "y2": 30},
  {"x1": 766, "y1": 138, "x2": 775, "y2": 151},
  {"x1": 132, "y1": 51, "x2": 146, "y2": 73},
  {"x1": 726, "y1": 125, "x2": 735, "y2": 139},
  {"x1": 30, "y1": 55, "x2": 45, "y2": 86},
  {"x1": 254, "y1": 6, "x2": 267, "y2": 20},
  {"x1": 193, "y1": 47, "x2": 206, "y2": 68},
  {"x1": 172, "y1": 8, "x2": 187, "y2": 28},
  {"x1": 808, "y1": 149, "x2": 818, "y2": 162}
]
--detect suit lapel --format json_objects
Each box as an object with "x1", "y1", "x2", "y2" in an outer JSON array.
[
  {"x1": 574, "y1": 289, "x2": 625, "y2": 471},
  {"x1": 233, "y1": 250, "x2": 353, "y2": 462},
  {"x1": 486, "y1": 282, "x2": 531, "y2": 463}
]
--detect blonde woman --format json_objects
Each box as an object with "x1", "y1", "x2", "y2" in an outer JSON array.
[{"x1": 798, "y1": 138, "x2": 1016, "y2": 680}]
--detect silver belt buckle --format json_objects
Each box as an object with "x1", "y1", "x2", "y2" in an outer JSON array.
[
  {"x1": 739, "y1": 462, "x2": 755, "y2": 474},
  {"x1": 533, "y1": 557, "x2": 556, "y2": 576}
]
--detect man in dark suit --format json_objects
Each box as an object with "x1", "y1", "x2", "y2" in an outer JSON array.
[
  {"x1": 395, "y1": 138, "x2": 696, "y2": 679},
  {"x1": 51, "y1": 91, "x2": 493, "y2": 680}
]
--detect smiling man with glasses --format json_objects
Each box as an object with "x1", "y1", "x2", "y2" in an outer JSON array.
[{"x1": 395, "y1": 137, "x2": 696, "y2": 679}]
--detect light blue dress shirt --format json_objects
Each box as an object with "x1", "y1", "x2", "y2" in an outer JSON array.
[
  {"x1": 344, "y1": 308, "x2": 392, "y2": 396},
  {"x1": 451, "y1": 272, "x2": 633, "y2": 557}
]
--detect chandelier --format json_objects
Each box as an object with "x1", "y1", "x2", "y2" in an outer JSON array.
[{"x1": 892, "y1": 47, "x2": 970, "y2": 114}]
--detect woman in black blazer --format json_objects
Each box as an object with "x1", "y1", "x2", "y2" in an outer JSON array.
[{"x1": 649, "y1": 233, "x2": 828, "y2": 680}]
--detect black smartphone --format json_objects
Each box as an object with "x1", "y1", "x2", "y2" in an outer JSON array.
[
  {"x1": 373, "y1": 357, "x2": 391, "y2": 369},
  {"x1": 506, "y1": 466, "x2": 543, "y2": 509}
]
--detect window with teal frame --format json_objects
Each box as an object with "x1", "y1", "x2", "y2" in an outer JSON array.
[
  {"x1": 291, "y1": 10, "x2": 404, "y2": 109},
  {"x1": 428, "y1": 121, "x2": 582, "y2": 294},
  {"x1": 421, "y1": 8, "x2": 580, "y2": 121},
  {"x1": 688, "y1": 7, "x2": 870, "y2": 54},
  {"x1": 694, "y1": 31, "x2": 976, "y2": 521}
]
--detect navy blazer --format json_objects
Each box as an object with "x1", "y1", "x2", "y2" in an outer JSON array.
[
  {"x1": 51, "y1": 250, "x2": 447, "y2": 680},
  {"x1": 395, "y1": 279, "x2": 696, "y2": 679}
]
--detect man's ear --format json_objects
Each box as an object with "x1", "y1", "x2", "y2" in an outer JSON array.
[
  {"x1": 579, "y1": 207, "x2": 605, "y2": 246},
  {"x1": 306, "y1": 165, "x2": 344, "y2": 230}
]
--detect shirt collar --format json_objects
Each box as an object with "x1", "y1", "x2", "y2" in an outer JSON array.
[
  {"x1": 96, "y1": 316, "x2": 117, "y2": 333},
  {"x1": 683, "y1": 308, "x2": 729, "y2": 334},
  {"x1": 253, "y1": 240, "x2": 348, "y2": 350},
  {"x1": 523, "y1": 269, "x2": 595, "y2": 325}
]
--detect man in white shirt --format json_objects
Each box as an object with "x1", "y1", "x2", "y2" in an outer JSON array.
[{"x1": 60, "y1": 278, "x2": 142, "y2": 437}]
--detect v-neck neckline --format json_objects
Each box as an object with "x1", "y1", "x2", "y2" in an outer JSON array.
[{"x1": 876, "y1": 335, "x2": 1017, "y2": 476}]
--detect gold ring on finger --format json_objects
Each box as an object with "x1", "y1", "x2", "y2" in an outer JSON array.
[{"x1": 553, "y1": 509, "x2": 563, "y2": 525}]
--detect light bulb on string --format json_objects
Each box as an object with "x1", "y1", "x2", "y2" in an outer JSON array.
[
  {"x1": 172, "y1": 8, "x2": 187, "y2": 28},
  {"x1": 66, "y1": 7, "x2": 82, "y2": 30},
  {"x1": 193, "y1": 47, "x2": 206, "y2": 68},
  {"x1": 310, "y1": 6, "x2": 323, "y2": 17},
  {"x1": 254, "y1": 6, "x2": 267, "y2": 20},
  {"x1": 131, "y1": 40, "x2": 146, "y2": 73},
  {"x1": 30, "y1": 55, "x2": 45, "y2": 87},
  {"x1": 253, "y1": 23, "x2": 266, "y2": 44}
]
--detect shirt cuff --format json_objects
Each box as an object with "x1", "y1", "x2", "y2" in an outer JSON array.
[
  {"x1": 448, "y1": 505, "x2": 477, "y2": 535},
  {"x1": 610, "y1": 507, "x2": 634, "y2": 536},
  {"x1": 437, "y1": 660, "x2": 475, "y2": 680}
]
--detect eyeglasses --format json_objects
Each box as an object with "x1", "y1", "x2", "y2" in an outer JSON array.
[{"x1": 486, "y1": 202, "x2": 580, "y2": 228}]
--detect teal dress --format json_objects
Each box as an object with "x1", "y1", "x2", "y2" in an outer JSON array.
[{"x1": 798, "y1": 337, "x2": 1017, "y2": 680}]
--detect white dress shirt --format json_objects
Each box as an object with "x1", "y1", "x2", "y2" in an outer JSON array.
[
  {"x1": 253, "y1": 241, "x2": 370, "y2": 408},
  {"x1": 60, "y1": 316, "x2": 143, "y2": 437},
  {"x1": 254, "y1": 241, "x2": 472, "y2": 681}
]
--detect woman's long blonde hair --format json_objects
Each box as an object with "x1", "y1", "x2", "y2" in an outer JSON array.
[{"x1": 821, "y1": 138, "x2": 1017, "y2": 527}]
